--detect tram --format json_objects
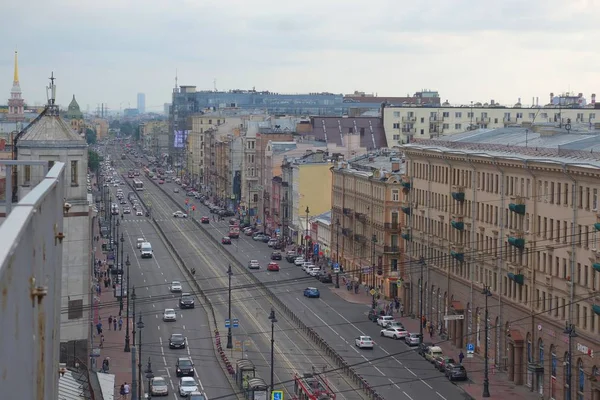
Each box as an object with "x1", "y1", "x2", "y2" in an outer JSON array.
[{"x1": 292, "y1": 373, "x2": 336, "y2": 400}]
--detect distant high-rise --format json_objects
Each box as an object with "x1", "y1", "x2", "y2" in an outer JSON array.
[
  {"x1": 7, "y1": 51, "x2": 25, "y2": 122},
  {"x1": 137, "y1": 93, "x2": 146, "y2": 113}
]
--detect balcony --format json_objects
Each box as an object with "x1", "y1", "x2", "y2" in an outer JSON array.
[
  {"x1": 343, "y1": 208, "x2": 353, "y2": 217},
  {"x1": 384, "y1": 222, "x2": 400, "y2": 231},
  {"x1": 477, "y1": 117, "x2": 491, "y2": 123},
  {"x1": 402, "y1": 128, "x2": 416, "y2": 134},
  {"x1": 508, "y1": 272, "x2": 524, "y2": 285},
  {"x1": 400, "y1": 206, "x2": 411, "y2": 216},
  {"x1": 342, "y1": 228, "x2": 352, "y2": 237},
  {"x1": 353, "y1": 234, "x2": 366, "y2": 244},
  {"x1": 356, "y1": 212, "x2": 367, "y2": 223},
  {"x1": 508, "y1": 236, "x2": 525, "y2": 249},
  {"x1": 384, "y1": 245, "x2": 401, "y2": 254},
  {"x1": 451, "y1": 217, "x2": 464, "y2": 231},
  {"x1": 450, "y1": 250, "x2": 464, "y2": 262},
  {"x1": 400, "y1": 180, "x2": 411, "y2": 190},
  {"x1": 402, "y1": 116, "x2": 416, "y2": 123},
  {"x1": 596, "y1": 214, "x2": 600, "y2": 231},
  {"x1": 429, "y1": 116, "x2": 438, "y2": 122},
  {"x1": 451, "y1": 186, "x2": 465, "y2": 202},
  {"x1": 401, "y1": 232, "x2": 411, "y2": 241}
]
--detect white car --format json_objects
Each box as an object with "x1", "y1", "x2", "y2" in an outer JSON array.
[
  {"x1": 355, "y1": 335, "x2": 374, "y2": 349},
  {"x1": 173, "y1": 211, "x2": 188, "y2": 218},
  {"x1": 123, "y1": 208, "x2": 131, "y2": 214},
  {"x1": 136, "y1": 210, "x2": 143, "y2": 216},
  {"x1": 163, "y1": 308, "x2": 177, "y2": 322},
  {"x1": 294, "y1": 257, "x2": 305, "y2": 266},
  {"x1": 178, "y1": 377, "x2": 199, "y2": 397},
  {"x1": 307, "y1": 267, "x2": 321, "y2": 276},
  {"x1": 136, "y1": 238, "x2": 145, "y2": 249},
  {"x1": 248, "y1": 260, "x2": 260, "y2": 269},
  {"x1": 377, "y1": 316, "x2": 396, "y2": 327},
  {"x1": 380, "y1": 327, "x2": 409, "y2": 339},
  {"x1": 170, "y1": 281, "x2": 183, "y2": 292}
]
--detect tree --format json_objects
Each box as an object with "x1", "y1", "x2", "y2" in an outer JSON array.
[
  {"x1": 120, "y1": 121, "x2": 134, "y2": 136},
  {"x1": 88, "y1": 149, "x2": 102, "y2": 173},
  {"x1": 109, "y1": 120, "x2": 121, "y2": 129},
  {"x1": 133, "y1": 124, "x2": 141, "y2": 141},
  {"x1": 85, "y1": 128, "x2": 97, "y2": 145}
]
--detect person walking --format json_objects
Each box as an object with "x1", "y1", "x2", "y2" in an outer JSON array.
[
  {"x1": 96, "y1": 320, "x2": 103, "y2": 335},
  {"x1": 458, "y1": 351, "x2": 464, "y2": 364},
  {"x1": 118, "y1": 317, "x2": 123, "y2": 331},
  {"x1": 113, "y1": 317, "x2": 117, "y2": 331},
  {"x1": 108, "y1": 315, "x2": 113, "y2": 330},
  {"x1": 123, "y1": 382, "x2": 130, "y2": 399}
]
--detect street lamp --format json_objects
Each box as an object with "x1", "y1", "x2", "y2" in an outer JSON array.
[
  {"x1": 145, "y1": 357, "x2": 154, "y2": 400},
  {"x1": 116, "y1": 220, "x2": 122, "y2": 316},
  {"x1": 131, "y1": 286, "x2": 137, "y2": 347},
  {"x1": 564, "y1": 322, "x2": 577, "y2": 400},
  {"x1": 481, "y1": 285, "x2": 492, "y2": 398},
  {"x1": 268, "y1": 308, "x2": 277, "y2": 394},
  {"x1": 418, "y1": 256, "x2": 425, "y2": 345},
  {"x1": 305, "y1": 206, "x2": 310, "y2": 262},
  {"x1": 335, "y1": 218, "x2": 340, "y2": 289},
  {"x1": 226, "y1": 264, "x2": 233, "y2": 349},
  {"x1": 371, "y1": 234, "x2": 377, "y2": 309},
  {"x1": 124, "y1": 254, "x2": 131, "y2": 352},
  {"x1": 136, "y1": 314, "x2": 145, "y2": 400}
]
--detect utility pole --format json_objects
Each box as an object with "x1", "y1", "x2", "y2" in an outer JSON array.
[
  {"x1": 137, "y1": 314, "x2": 145, "y2": 400},
  {"x1": 305, "y1": 206, "x2": 310, "y2": 261},
  {"x1": 124, "y1": 254, "x2": 131, "y2": 352},
  {"x1": 482, "y1": 285, "x2": 492, "y2": 398},
  {"x1": 335, "y1": 218, "x2": 340, "y2": 288},
  {"x1": 564, "y1": 322, "x2": 577, "y2": 400},
  {"x1": 268, "y1": 308, "x2": 277, "y2": 394},
  {"x1": 117, "y1": 223, "x2": 123, "y2": 316},
  {"x1": 131, "y1": 286, "x2": 137, "y2": 346},
  {"x1": 371, "y1": 234, "x2": 377, "y2": 309},
  {"x1": 226, "y1": 264, "x2": 233, "y2": 349},
  {"x1": 419, "y1": 256, "x2": 425, "y2": 345},
  {"x1": 145, "y1": 357, "x2": 154, "y2": 400}
]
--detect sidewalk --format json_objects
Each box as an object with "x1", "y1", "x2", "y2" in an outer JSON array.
[
  {"x1": 329, "y1": 286, "x2": 543, "y2": 400},
  {"x1": 92, "y1": 175, "x2": 136, "y2": 398}
]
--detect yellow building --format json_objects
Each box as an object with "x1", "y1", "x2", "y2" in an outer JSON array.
[
  {"x1": 331, "y1": 151, "x2": 406, "y2": 299},
  {"x1": 383, "y1": 96, "x2": 600, "y2": 146},
  {"x1": 91, "y1": 119, "x2": 109, "y2": 140}
]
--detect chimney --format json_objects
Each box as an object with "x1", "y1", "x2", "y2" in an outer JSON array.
[
  {"x1": 550, "y1": 93, "x2": 554, "y2": 103},
  {"x1": 536, "y1": 97, "x2": 539, "y2": 106},
  {"x1": 592, "y1": 94, "x2": 596, "y2": 104},
  {"x1": 391, "y1": 161, "x2": 400, "y2": 172},
  {"x1": 490, "y1": 99, "x2": 495, "y2": 105},
  {"x1": 532, "y1": 97, "x2": 535, "y2": 107}
]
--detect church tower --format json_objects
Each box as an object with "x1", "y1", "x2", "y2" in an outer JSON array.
[{"x1": 7, "y1": 51, "x2": 25, "y2": 122}]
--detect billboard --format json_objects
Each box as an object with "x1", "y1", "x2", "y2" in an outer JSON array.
[{"x1": 173, "y1": 130, "x2": 189, "y2": 148}]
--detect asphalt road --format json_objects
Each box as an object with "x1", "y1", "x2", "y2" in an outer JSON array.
[
  {"x1": 116, "y1": 158, "x2": 362, "y2": 400},
  {"x1": 141, "y1": 175, "x2": 472, "y2": 400},
  {"x1": 103, "y1": 173, "x2": 232, "y2": 400}
]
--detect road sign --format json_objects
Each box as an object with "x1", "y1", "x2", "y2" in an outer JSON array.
[
  {"x1": 225, "y1": 319, "x2": 230, "y2": 328},
  {"x1": 443, "y1": 314, "x2": 465, "y2": 321},
  {"x1": 333, "y1": 263, "x2": 340, "y2": 273},
  {"x1": 369, "y1": 289, "x2": 376, "y2": 296},
  {"x1": 467, "y1": 343, "x2": 475, "y2": 352},
  {"x1": 233, "y1": 318, "x2": 239, "y2": 328},
  {"x1": 271, "y1": 390, "x2": 283, "y2": 400}
]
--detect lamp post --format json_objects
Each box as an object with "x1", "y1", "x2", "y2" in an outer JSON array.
[
  {"x1": 564, "y1": 322, "x2": 577, "y2": 400},
  {"x1": 136, "y1": 314, "x2": 145, "y2": 400},
  {"x1": 124, "y1": 254, "x2": 131, "y2": 352},
  {"x1": 371, "y1": 234, "x2": 377, "y2": 309},
  {"x1": 268, "y1": 308, "x2": 277, "y2": 394},
  {"x1": 226, "y1": 264, "x2": 233, "y2": 349},
  {"x1": 145, "y1": 357, "x2": 154, "y2": 400},
  {"x1": 305, "y1": 206, "x2": 310, "y2": 261},
  {"x1": 482, "y1": 285, "x2": 492, "y2": 398},
  {"x1": 131, "y1": 286, "x2": 136, "y2": 346},
  {"x1": 116, "y1": 220, "x2": 123, "y2": 316},
  {"x1": 418, "y1": 256, "x2": 425, "y2": 345},
  {"x1": 335, "y1": 218, "x2": 340, "y2": 288}
]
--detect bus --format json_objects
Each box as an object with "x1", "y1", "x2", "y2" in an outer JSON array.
[{"x1": 133, "y1": 179, "x2": 144, "y2": 191}]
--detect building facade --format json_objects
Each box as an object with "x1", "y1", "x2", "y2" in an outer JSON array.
[
  {"x1": 63, "y1": 95, "x2": 85, "y2": 134},
  {"x1": 141, "y1": 120, "x2": 169, "y2": 157},
  {"x1": 401, "y1": 138, "x2": 600, "y2": 400},
  {"x1": 137, "y1": 93, "x2": 146, "y2": 114},
  {"x1": 382, "y1": 100, "x2": 600, "y2": 147},
  {"x1": 331, "y1": 153, "x2": 406, "y2": 299}
]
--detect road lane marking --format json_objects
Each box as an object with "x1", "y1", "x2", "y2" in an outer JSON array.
[
  {"x1": 420, "y1": 379, "x2": 432, "y2": 389},
  {"x1": 182, "y1": 325, "x2": 186, "y2": 330},
  {"x1": 388, "y1": 378, "x2": 400, "y2": 389},
  {"x1": 403, "y1": 391, "x2": 414, "y2": 400},
  {"x1": 436, "y1": 392, "x2": 447, "y2": 400},
  {"x1": 405, "y1": 367, "x2": 417, "y2": 377}
]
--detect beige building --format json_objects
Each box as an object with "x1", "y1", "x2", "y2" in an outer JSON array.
[
  {"x1": 91, "y1": 119, "x2": 108, "y2": 140},
  {"x1": 331, "y1": 152, "x2": 406, "y2": 299},
  {"x1": 401, "y1": 128, "x2": 600, "y2": 399},
  {"x1": 140, "y1": 121, "x2": 169, "y2": 155},
  {"x1": 383, "y1": 102, "x2": 600, "y2": 146}
]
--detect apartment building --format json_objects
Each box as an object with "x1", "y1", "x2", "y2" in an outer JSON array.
[
  {"x1": 331, "y1": 152, "x2": 406, "y2": 299},
  {"x1": 383, "y1": 101, "x2": 600, "y2": 147},
  {"x1": 401, "y1": 130, "x2": 600, "y2": 400}
]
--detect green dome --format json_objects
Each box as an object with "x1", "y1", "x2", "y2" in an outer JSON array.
[{"x1": 65, "y1": 95, "x2": 83, "y2": 119}]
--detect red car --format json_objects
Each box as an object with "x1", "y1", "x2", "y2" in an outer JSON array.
[
  {"x1": 267, "y1": 262, "x2": 280, "y2": 271},
  {"x1": 221, "y1": 237, "x2": 232, "y2": 245},
  {"x1": 159, "y1": 180, "x2": 165, "y2": 184},
  {"x1": 201, "y1": 216, "x2": 210, "y2": 224}
]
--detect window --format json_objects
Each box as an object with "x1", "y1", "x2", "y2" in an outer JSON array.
[
  {"x1": 393, "y1": 123, "x2": 400, "y2": 129},
  {"x1": 578, "y1": 359, "x2": 584, "y2": 400},
  {"x1": 24, "y1": 165, "x2": 31, "y2": 184},
  {"x1": 393, "y1": 111, "x2": 400, "y2": 117},
  {"x1": 70, "y1": 160, "x2": 78, "y2": 185},
  {"x1": 68, "y1": 299, "x2": 83, "y2": 319},
  {"x1": 48, "y1": 160, "x2": 55, "y2": 169},
  {"x1": 455, "y1": 123, "x2": 462, "y2": 130},
  {"x1": 391, "y1": 189, "x2": 399, "y2": 202},
  {"x1": 455, "y1": 112, "x2": 462, "y2": 118}
]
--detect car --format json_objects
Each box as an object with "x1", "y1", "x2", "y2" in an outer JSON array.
[
  {"x1": 252, "y1": 233, "x2": 266, "y2": 241},
  {"x1": 380, "y1": 327, "x2": 409, "y2": 339},
  {"x1": 136, "y1": 238, "x2": 145, "y2": 249},
  {"x1": 123, "y1": 208, "x2": 131, "y2": 214},
  {"x1": 270, "y1": 251, "x2": 282, "y2": 260},
  {"x1": 303, "y1": 287, "x2": 320, "y2": 298},
  {"x1": 173, "y1": 211, "x2": 188, "y2": 218},
  {"x1": 355, "y1": 335, "x2": 374, "y2": 349},
  {"x1": 136, "y1": 210, "x2": 143, "y2": 216},
  {"x1": 189, "y1": 391, "x2": 208, "y2": 400},
  {"x1": 418, "y1": 342, "x2": 434, "y2": 357},
  {"x1": 163, "y1": 308, "x2": 177, "y2": 322},
  {"x1": 179, "y1": 377, "x2": 199, "y2": 397},
  {"x1": 159, "y1": 180, "x2": 165, "y2": 184},
  {"x1": 169, "y1": 333, "x2": 186, "y2": 349},
  {"x1": 405, "y1": 332, "x2": 422, "y2": 346},
  {"x1": 434, "y1": 356, "x2": 456, "y2": 372},
  {"x1": 445, "y1": 363, "x2": 468, "y2": 381},
  {"x1": 175, "y1": 357, "x2": 195, "y2": 377},
  {"x1": 120, "y1": 199, "x2": 127, "y2": 205},
  {"x1": 318, "y1": 274, "x2": 333, "y2": 283},
  {"x1": 170, "y1": 281, "x2": 183, "y2": 292},
  {"x1": 307, "y1": 266, "x2": 321, "y2": 276},
  {"x1": 285, "y1": 251, "x2": 297, "y2": 263},
  {"x1": 377, "y1": 316, "x2": 396, "y2": 327},
  {"x1": 174, "y1": 188, "x2": 180, "y2": 193},
  {"x1": 248, "y1": 260, "x2": 260, "y2": 269},
  {"x1": 221, "y1": 236, "x2": 232, "y2": 245},
  {"x1": 294, "y1": 257, "x2": 305, "y2": 266},
  {"x1": 200, "y1": 216, "x2": 210, "y2": 224},
  {"x1": 150, "y1": 376, "x2": 169, "y2": 396},
  {"x1": 179, "y1": 293, "x2": 195, "y2": 309},
  {"x1": 267, "y1": 262, "x2": 280, "y2": 271},
  {"x1": 387, "y1": 321, "x2": 405, "y2": 330},
  {"x1": 425, "y1": 346, "x2": 444, "y2": 363},
  {"x1": 267, "y1": 239, "x2": 278, "y2": 247}
]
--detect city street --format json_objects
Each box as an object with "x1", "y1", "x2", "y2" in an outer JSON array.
[
  {"x1": 116, "y1": 157, "x2": 362, "y2": 400},
  {"x1": 132, "y1": 168, "x2": 472, "y2": 400}
]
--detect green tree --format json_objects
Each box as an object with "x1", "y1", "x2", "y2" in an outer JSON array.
[
  {"x1": 109, "y1": 120, "x2": 121, "y2": 129},
  {"x1": 88, "y1": 149, "x2": 102, "y2": 173},
  {"x1": 133, "y1": 124, "x2": 141, "y2": 141},
  {"x1": 85, "y1": 128, "x2": 97, "y2": 145},
  {"x1": 120, "y1": 121, "x2": 134, "y2": 136}
]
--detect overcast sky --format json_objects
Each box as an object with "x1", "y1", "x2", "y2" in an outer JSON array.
[{"x1": 1, "y1": 0, "x2": 598, "y2": 113}]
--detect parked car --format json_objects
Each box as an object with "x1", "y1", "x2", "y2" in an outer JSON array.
[
  {"x1": 434, "y1": 356, "x2": 456, "y2": 372},
  {"x1": 380, "y1": 327, "x2": 408, "y2": 340},
  {"x1": 285, "y1": 251, "x2": 297, "y2": 263},
  {"x1": 319, "y1": 274, "x2": 333, "y2": 283},
  {"x1": 418, "y1": 342, "x2": 434, "y2": 357},
  {"x1": 355, "y1": 335, "x2": 374, "y2": 349},
  {"x1": 445, "y1": 363, "x2": 468, "y2": 381},
  {"x1": 425, "y1": 346, "x2": 444, "y2": 363},
  {"x1": 405, "y1": 333, "x2": 422, "y2": 346}
]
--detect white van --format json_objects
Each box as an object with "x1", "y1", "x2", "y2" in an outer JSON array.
[{"x1": 140, "y1": 242, "x2": 153, "y2": 258}]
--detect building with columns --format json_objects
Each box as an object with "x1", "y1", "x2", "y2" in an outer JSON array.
[
  {"x1": 7, "y1": 51, "x2": 25, "y2": 123},
  {"x1": 401, "y1": 126, "x2": 600, "y2": 399}
]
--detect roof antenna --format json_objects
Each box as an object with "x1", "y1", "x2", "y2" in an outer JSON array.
[
  {"x1": 175, "y1": 69, "x2": 178, "y2": 89},
  {"x1": 46, "y1": 72, "x2": 59, "y2": 116}
]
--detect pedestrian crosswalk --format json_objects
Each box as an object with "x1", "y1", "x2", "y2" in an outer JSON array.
[{"x1": 120, "y1": 218, "x2": 193, "y2": 223}]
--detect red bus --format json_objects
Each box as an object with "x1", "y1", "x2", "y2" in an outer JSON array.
[{"x1": 292, "y1": 373, "x2": 335, "y2": 400}]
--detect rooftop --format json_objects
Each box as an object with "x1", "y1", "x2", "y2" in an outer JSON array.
[
  {"x1": 333, "y1": 150, "x2": 405, "y2": 179},
  {"x1": 307, "y1": 116, "x2": 387, "y2": 150}
]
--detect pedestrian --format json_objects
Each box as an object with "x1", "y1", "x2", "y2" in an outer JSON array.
[
  {"x1": 113, "y1": 317, "x2": 117, "y2": 331},
  {"x1": 101, "y1": 357, "x2": 110, "y2": 373},
  {"x1": 123, "y1": 382, "x2": 130, "y2": 399},
  {"x1": 119, "y1": 384, "x2": 126, "y2": 399},
  {"x1": 429, "y1": 325, "x2": 434, "y2": 338},
  {"x1": 118, "y1": 317, "x2": 123, "y2": 331},
  {"x1": 400, "y1": 304, "x2": 404, "y2": 317},
  {"x1": 96, "y1": 320, "x2": 103, "y2": 335},
  {"x1": 99, "y1": 334, "x2": 105, "y2": 348},
  {"x1": 108, "y1": 315, "x2": 113, "y2": 330},
  {"x1": 458, "y1": 351, "x2": 464, "y2": 364}
]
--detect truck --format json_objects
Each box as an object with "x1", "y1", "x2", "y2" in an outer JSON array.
[{"x1": 228, "y1": 224, "x2": 240, "y2": 239}]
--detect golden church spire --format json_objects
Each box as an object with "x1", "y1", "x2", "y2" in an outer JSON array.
[{"x1": 13, "y1": 51, "x2": 19, "y2": 83}]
